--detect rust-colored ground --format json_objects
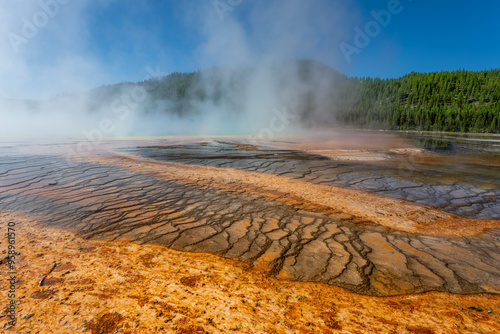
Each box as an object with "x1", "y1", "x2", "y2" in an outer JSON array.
[
  {"x1": 1, "y1": 133, "x2": 499, "y2": 332},
  {"x1": 1, "y1": 212, "x2": 499, "y2": 334}
]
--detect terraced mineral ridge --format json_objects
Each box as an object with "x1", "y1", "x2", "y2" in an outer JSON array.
[{"x1": 1, "y1": 134, "x2": 499, "y2": 297}]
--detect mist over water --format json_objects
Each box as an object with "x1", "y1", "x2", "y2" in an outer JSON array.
[{"x1": 0, "y1": 0, "x2": 355, "y2": 140}]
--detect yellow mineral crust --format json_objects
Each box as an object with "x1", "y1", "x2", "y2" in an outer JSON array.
[{"x1": 1, "y1": 213, "x2": 499, "y2": 334}]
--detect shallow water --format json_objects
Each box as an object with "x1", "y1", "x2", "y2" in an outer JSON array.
[
  {"x1": 1, "y1": 135, "x2": 499, "y2": 296},
  {"x1": 400, "y1": 132, "x2": 500, "y2": 159},
  {"x1": 125, "y1": 137, "x2": 500, "y2": 219}
]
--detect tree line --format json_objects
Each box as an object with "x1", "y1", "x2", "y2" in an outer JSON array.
[
  {"x1": 334, "y1": 69, "x2": 500, "y2": 133},
  {"x1": 89, "y1": 61, "x2": 500, "y2": 134}
]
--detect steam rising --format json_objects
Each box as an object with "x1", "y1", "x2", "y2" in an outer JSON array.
[{"x1": 0, "y1": 0, "x2": 355, "y2": 140}]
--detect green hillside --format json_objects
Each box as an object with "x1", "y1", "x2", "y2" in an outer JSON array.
[
  {"x1": 80, "y1": 61, "x2": 500, "y2": 133},
  {"x1": 335, "y1": 69, "x2": 500, "y2": 133}
]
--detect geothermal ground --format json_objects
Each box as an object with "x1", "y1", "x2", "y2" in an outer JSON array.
[{"x1": 1, "y1": 131, "x2": 499, "y2": 333}]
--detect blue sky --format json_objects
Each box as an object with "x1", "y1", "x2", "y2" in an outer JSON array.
[
  {"x1": 1, "y1": 0, "x2": 499, "y2": 98},
  {"x1": 349, "y1": 0, "x2": 500, "y2": 78}
]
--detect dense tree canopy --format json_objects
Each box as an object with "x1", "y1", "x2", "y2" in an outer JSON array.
[
  {"x1": 334, "y1": 69, "x2": 500, "y2": 133},
  {"x1": 88, "y1": 61, "x2": 500, "y2": 133}
]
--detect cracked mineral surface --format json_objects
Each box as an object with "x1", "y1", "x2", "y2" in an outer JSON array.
[
  {"x1": 2, "y1": 213, "x2": 500, "y2": 334},
  {"x1": 1, "y1": 134, "x2": 499, "y2": 301}
]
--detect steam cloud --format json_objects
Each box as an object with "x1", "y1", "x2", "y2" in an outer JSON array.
[{"x1": 0, "y1": 0, "x2": 356, "y2": 140}]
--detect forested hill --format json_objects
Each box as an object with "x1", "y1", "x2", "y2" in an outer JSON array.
[
  {"x1": 335, "y1": 69, "x2": 500, "y2": 133},
  {"x1": 61, "y1": 61, "x2": 500, "y2": 134}
]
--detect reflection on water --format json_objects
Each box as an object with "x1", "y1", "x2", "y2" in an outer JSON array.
[
  {"x1": 414, "y1": 138, "x2": 452, "y2": 151},
  {"x1": 400, "y1": 132, "x2": 500, "y2": 160}
]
